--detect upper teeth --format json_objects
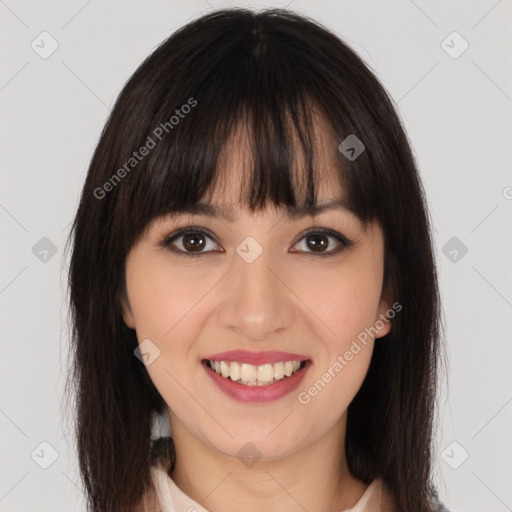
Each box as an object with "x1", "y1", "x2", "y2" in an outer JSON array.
[{"x1": 208, "y1": 360, "x2": 302, "y2": 386}]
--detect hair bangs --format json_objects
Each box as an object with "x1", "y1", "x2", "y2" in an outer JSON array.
[{"x1": 130, "y1": 88, "x2": 349, "y2": 233}]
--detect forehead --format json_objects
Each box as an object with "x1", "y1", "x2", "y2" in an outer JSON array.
[
  {"x1": 160, "y1": 197, "x2": 356, "y2": 225},
  {"x1": 203, "y1": 111, "x2": 346, "y2": 209}
]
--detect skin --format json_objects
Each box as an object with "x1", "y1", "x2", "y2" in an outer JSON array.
[{"x1": 122, "y1": 126, "x2": 393, "y2": 512}]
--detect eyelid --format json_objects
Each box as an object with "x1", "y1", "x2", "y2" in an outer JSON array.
[{"x1": 158, "y1": 225, "x2": 355, "y2": 257}]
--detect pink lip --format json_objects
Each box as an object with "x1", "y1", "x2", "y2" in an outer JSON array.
[
  {"x1": 204, "y1": 350, "x2": 309, "y2": 365},
  {"x1": 202, "y1": 359, "x2": 312, "y2": 403}
]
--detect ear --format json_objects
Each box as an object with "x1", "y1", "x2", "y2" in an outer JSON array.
[
  {"x1": 120, "y1": 292, "x2": 136, "y2": 329},
  {"x1": 374, "y1": 289, "x2": 393, "y2": 339}
]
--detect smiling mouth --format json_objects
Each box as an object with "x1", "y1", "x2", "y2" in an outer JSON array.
[{"x1": 203, "y1": 359, "x2": 307, "y2": 386}]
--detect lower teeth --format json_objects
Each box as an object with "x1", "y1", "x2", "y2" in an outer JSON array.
[
  {"x1": 230, "y1": 375, "x2": 293, "y2": 386},
  {"x1": 239, "y1": 380, "x2": 276, "y2": 386}
]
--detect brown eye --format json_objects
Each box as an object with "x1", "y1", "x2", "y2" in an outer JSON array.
[
  {"x1": 182, "y1": 233, "x2": 206, "y2": 252},
  {"x1": 291, "y1": 228, "x2": 354, "y2": 257},
  {"x1": 160, "y1": 228, "x2": 221, "y2": 257},
  {"x1": 305, "y1": 233, "x2": 329, "y2": 253}
]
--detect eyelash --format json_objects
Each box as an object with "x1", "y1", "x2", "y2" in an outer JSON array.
[{"x1": 158, "y1": 226, "x2": 355, "y2": 258}]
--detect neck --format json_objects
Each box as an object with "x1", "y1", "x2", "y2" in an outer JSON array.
[{"x1": 168, "y1": 412, "x2": 368, "y2": 512}]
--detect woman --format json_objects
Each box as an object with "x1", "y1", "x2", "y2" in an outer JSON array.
[{"x1": 66, "y1": 8, "x2": 447, "y2": 512}]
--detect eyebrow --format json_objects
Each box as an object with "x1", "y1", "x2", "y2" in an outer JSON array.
[{"x1": 166, "y1": 198, "x2": 355, "y2": 222}]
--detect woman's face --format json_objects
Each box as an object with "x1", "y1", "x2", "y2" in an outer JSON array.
[{"x1": 121, "y1": 135, "x2": 391, "y2": 464}]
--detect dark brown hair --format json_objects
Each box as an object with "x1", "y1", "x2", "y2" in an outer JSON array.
[{"x1": 65, "y1": 7, "x2": 444, "y2": 511}]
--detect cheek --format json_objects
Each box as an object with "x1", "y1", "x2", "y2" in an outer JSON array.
[
  {"x1": 303, "y1": 260, "x2": 384, "y2": 341},
  {"x1": 297, "y1": 329, "x2": 375, "y2": 424},
  {"x1": 302, "y1": 347, "x2": 374, "y2": 429},
  {"x1": 294, "y1": 255, "x2": 382, "y2": 414},
  {"x1": 125, "y1": 259, "x2": 209, "y2": 417},
  {"x1": 125, "y1": 255, "x2": 211, "y2": 390},
  {"x1": 125, "y1": 255, "x2": 213, "y2": 338}
]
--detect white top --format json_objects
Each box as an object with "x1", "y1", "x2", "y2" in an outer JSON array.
[{"x1": 146, "y1": 464, "x2": 396, "y2": 512}]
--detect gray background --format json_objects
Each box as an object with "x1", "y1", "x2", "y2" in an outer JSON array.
[{"x1": 1, "y1": 0, "x2": 511, "y2": 511}]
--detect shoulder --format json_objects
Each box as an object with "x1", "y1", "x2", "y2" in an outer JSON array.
[
  {"x1": 132, "y1": 485, "x2": 160, "y2": 512},
  {"x1": 377, "y1": 478, "x2": 397, "y2": 512},
  {"x1": 428, "y1": 495, "x2": 451, "y2": 512},
  {"x1": 378, "y1": 479, "x2": 451, "y2": 512},
  {"x1": 131, "y1": 466, "x2": 164, "y2": 512}
]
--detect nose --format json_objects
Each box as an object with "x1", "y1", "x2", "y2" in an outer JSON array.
[{"x1": 216, "y1": 245, "x2": 295, "y2": 341}]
